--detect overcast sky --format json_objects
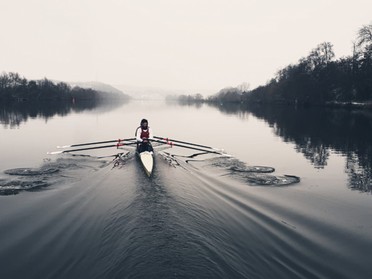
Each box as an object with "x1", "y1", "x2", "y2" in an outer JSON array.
[{"x1": 1, "y1": 0, "x2": 371, "y2": 93}]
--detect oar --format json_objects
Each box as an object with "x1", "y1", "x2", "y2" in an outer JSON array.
[
  {"x1": 154, "y1": 136, "x2": 224, "y2": 152},
  {"x1": 57, "y1": 137, "x2": 136, "y2": 148},
  {"x1": 151, "y1": 139, "x2": 227, "y2": 155},
  {"x1": 48, "y1": 142, "x2": 137, "y2": 155}
]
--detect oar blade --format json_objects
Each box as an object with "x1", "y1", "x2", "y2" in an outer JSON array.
[
  {"x1": 57, "y1": 145, "x2": 72, "y2": 149},
  {"x1": 47, "y1": 150, "x2": 64, "y2": 155}
]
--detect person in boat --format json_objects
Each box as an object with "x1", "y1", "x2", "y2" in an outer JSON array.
[{"x1": 135, "y1": 119, "x2": 154, "y2": 153}]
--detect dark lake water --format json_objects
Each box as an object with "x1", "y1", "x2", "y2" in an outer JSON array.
[{"x1": 0, "y1": 100, "x2": 371, "y2": 278}]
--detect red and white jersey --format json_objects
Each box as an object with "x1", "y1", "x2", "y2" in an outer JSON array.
[{"x1": 135, "y1": 127, "x2": 153, "y2": 142}]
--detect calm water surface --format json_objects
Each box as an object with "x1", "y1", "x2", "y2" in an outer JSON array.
[{"x1": 0, "y1": 100, "x2": 371, "y2": 278}]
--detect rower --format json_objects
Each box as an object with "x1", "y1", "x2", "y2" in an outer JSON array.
[{"x1": 135, "y1": 119, "x2": 154, "y2": 153}]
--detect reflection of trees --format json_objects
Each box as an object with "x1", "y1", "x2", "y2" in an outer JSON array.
[
  {"x1": 240, "y1": 105, "x2": 334, "y2": 169},
  {"x1": 295, "y1": 139, "x2": 329, "y2": 169},
  {"x1": 0, "y1": 99, "x2": 129, "y2": 128},
  {"x1": 346, "y1": 153, "x2": 372, "y2": 192},
  {"x1": 208, "y1": 102, "x2": 372, "y2": 193},
  {"x1": 165, "y1": 99, "x2": 204, "y2": 109}
]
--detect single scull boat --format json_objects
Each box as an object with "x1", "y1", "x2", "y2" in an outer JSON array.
[{"x1": 137, "y1": 151, "x2": 154, "y2": 177}]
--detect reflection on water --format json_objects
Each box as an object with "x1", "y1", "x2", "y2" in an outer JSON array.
[
  {"x1": 0, "y1": 99, "x2": 129, "y2": 128},
  {"x1": 1, "y1": 100, "x2": 372, "y2": 278},
  {"x1": 179, "y1": 101, "x2": 372, "y2": 193}
]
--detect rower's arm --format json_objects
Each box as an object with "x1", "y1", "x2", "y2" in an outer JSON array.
[{"x1": 135, "y1": 127, "x2": 143, "y2": 142}]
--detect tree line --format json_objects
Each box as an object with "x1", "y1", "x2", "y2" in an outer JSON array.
[
  {"x1": 176, "y1": 22, "x2": 372, "y2": 107},
  {"x1": 0, "y1": 72, "x2": 126, "y2": 103}
]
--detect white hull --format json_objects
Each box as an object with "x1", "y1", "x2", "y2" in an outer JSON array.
[{"x1": 138, "y1": 151, "x2": 154, "y2": 177}]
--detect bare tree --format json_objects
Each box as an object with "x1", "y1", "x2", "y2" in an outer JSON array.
[
  {"x1": 237, "y1": 82, "x2": 250, "y2": 93},
  {"x1": 355, "y1": 23, "x2": 372, "y2": 61},
  {"x1": 356, "y1": 23, "x2": 372, "y2": 49},
  {"x1": 307, "y1": 42, "x2": 335, "y2": 69}
]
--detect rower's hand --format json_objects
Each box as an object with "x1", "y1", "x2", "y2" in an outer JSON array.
[{"x1": 142, "y1": 138, "x2": 148, "y2": 143}]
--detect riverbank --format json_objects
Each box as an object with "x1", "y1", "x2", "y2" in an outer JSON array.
[{"x1": 325, "y1": 101, "x2": 372, "y2": 109}]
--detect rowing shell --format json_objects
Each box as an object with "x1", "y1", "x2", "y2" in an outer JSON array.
[{"x1": 138, "y1": 151, "x2": 154, "y2": 177}]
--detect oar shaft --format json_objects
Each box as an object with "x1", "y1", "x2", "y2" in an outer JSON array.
[
  {"x1": 152, "y1": 139, "x2": 220, "y2": 154},
  {"x1": 51, "y1": 142, "x2": 137, "y2": 154},
  {"x1": 154, "y1": 136, "x2": 216, "y2": 150},
  {"x1": 58, "y1": 138, "x2": 136, "y2": 148}
]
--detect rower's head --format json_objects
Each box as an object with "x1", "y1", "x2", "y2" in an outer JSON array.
[{"x1": 140, "y1": 119, "x2": 148, "y2": 129}]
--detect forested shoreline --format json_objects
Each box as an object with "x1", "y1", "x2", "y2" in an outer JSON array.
[
  {"x1": 0, "y1": 72, "x2": 131, "y2": 127},
  {"x1": 173, "y1": 22, "x2": 372, "y2": 109},
  {"x1": 0, "y1": 72, "x2": 128, "y2": 103}
]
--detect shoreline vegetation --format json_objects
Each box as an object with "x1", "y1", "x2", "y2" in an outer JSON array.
[
  {"x1": 0, "y1": 72, "x2": 131, "y2": 128},
  {"x1": 168, "y1": 22, "x2": 372, "y2": 110},
  {"x1": 0, "y1": 72, "x2": 130, "y2": 103}
]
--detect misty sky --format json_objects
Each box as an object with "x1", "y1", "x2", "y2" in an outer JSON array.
[{"x1": 1, "y1": 0, "x2": 372, "y2": 93}]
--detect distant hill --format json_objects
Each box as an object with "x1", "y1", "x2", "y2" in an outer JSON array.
[
  {"x1": 69, "y1": 81, "x2": 129, "y2": 98},
  {"x1": 113, "y1": 84, "x2": 194, "y2": 100}
]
